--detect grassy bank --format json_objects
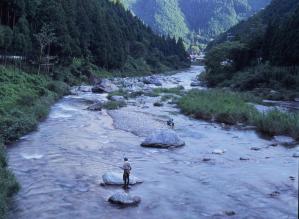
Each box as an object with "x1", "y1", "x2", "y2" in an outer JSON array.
[
  {"x1": 0, "y1": 141, "x2": 19, "y2": 219},
  {"x1": 0, "y1": 66, "x2": 70, "y2": 143},
  {"x1": 178, "y1": 89, "x2": 299, "y2": 140},
  {"x1": 0, "y1": 66, "x2": 70, "y2": 218}
]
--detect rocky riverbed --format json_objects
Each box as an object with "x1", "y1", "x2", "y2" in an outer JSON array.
[{"x1": 7, "y1": 66, "x2": 298, "y2": 219}]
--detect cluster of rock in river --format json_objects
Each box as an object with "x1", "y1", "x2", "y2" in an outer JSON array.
[
  {"x1": 87, "y1": 77, "x2": 187, "y2": 206},
  {"x1": 76, "y1": 76, "x2": 298, "y2": 207}
]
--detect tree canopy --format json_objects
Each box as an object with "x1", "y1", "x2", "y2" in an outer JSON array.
[{"x1": 0, "y1": 0, "x2": 190, "y2": 72}]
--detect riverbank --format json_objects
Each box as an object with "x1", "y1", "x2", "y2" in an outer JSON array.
[
  {"x1": 6, "y1": 66, "x2": 298, "y2": 218},
  {"x1": 178, "y1": 89, "x2": 299, "y2": 141},
  {"x1": 0, "y1": 141, "x2": 19, "y2": 219},
  {"x1": 0, "y1": 66, "x2": 69, "y2": 218}
]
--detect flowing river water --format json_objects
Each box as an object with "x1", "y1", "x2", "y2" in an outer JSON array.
[{"x1": 7, "y1": 66, "x2": 298, "y2": 218}]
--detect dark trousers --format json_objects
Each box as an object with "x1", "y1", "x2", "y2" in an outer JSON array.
[{"x1": 123, "y1": 171, "x2": 130, "y2": 187}]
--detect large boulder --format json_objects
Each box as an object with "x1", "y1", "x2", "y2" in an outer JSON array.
[
  {"x1": 102, "y1": 172, "x2": 143, "y2": 185},
  {"x1": 143, "y1": 76, "x2": 162, "y2": 86},
  {"x1": 92, "y1": 79, "x2": 119, "y2": 93},
  {"x1": 108, "y1": 192, "x2": 141, "y2": 206},
  {"x1": 141, "y1": 130, "x2": 185, "y2": 148}
]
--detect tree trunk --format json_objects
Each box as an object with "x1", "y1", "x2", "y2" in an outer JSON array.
[{"x1": 38, "y1": 46, "x2": 44, "y2": 75}]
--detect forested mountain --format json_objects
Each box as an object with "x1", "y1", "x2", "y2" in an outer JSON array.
[
  {"x1": 117, "y1": 0, "x2": 271, "y2": 47},
  {"x1": 204, "y1": 0, "x2": 299, "y2": 100},
  {"x1": 0, "y1": 0, "x2": 189, "y2": 76}
]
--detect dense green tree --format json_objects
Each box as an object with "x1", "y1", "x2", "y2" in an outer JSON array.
[
  {"x1": 0, "y1": 0, "x2": 190, "y2": 72},
  {"x1": 118, "y1": 0, "x2": 271, "y2": 45},
  {"x1": 205, "y1": 0, "x2": 299, "y2": 95}
]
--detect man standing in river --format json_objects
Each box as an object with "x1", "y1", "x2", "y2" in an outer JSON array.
[{"x1": 122, "y1": 157, "x2": 132, "y2": 189}]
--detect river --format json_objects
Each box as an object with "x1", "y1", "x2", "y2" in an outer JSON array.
[{"x1": 7, "y1": 66, "x2": 298, "y2": 219}]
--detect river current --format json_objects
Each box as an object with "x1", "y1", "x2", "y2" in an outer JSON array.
[{"x1": 7, "y1": 66, "x2": 298, "y2": 219}]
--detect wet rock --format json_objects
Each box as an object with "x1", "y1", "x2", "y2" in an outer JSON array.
[
  {"x1": 141, "y1": 130, "x2": 185, "y2": 148},
  {"x1": 273, "y1": 136, "x2": 296, "y2": 146},
  {"x1": 292, "y1": 152, "x2": 299, "y2": 158},
  {"x1": 212, "y1": 149, "x2": 226, "y2": 155},
  {"x1": 269, "y1": 191, "x2": 280, "y2": 197},
  {"x1": 143, "y1": 76, "x2": 162, "y2": 86},
  {"x1": 110, "y1": 96, "x2": 125, "y2": 102},
  {"x1": 92, "y1": 79, "x2": 119, "y2": 93},
  {"x1": 202, "y1": 158, "x2": 211, "y2": 162},
  {"x1": 102, "y1": 172, "x2": 143, "y2": 185},
  {"x1": 250, "y1": 147, "x2": 262, "y2": 151},
  {"x1": 153, "y1": 102, "x2": 163, "y2": 107},
  {"x1": 86, "y1": 102, "x2": 103, "y2": 111},
  {"x1": 77, "y1": 86, "x2": 92, "y2": 92},
  {"x1": 240, "y1": 157, "x2": 250, "y2": 161},
  {"x1": 289, "y1": 176, "x2": 295, "y2": 181},
  {"x1": 190, "y1": 81, "x2": 201, "y2": 87},
  {"x1": 270, "y1": 143, "x2": 278, "y2": 147},
  {"x1": 108, "y1": 192, "x2": 141, "y2": 206},
  {"x1": 225, "y1": 211, "x2": 236, "y2": 216}
]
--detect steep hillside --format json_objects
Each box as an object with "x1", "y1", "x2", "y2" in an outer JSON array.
[
  {"x1": 204, "y1": 0, "x2": 299, "y2": 100},
  {"x1": 118, "y1": 0, "x2": 271, "y2": 45},
  {"x1": 0, "y1": 0, "x2": 189, "y2": 76}
]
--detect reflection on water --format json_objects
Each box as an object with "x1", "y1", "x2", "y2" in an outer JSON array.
[{"x1": 8, "y1": 66, "x2": 298, "y2": 219}]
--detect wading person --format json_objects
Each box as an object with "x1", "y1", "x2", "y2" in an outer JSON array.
[
  {"x1": 167, "y1": 118, "x2": 174, "y2": 129},
  {"x1": 122, "y1": 157, "x2": 132, "y2": 189}
]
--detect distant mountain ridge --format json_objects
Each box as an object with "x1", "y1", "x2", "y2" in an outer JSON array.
[
  {"x1": 117, "y1": 0, "x2": 271, "y2": 44},
  {"x1": 204, "y1": 0, "x2": 299, "y2": 100}
]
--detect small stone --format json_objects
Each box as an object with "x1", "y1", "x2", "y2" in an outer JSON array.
[
  {"x1": 240, "y1": 157, "x2": 250, "y2": 161},
  {"x1": 212, "y1": 149, "x2": 226, "y2": 155},
  {"x1": 202, "y1": 158, "x2": 211, "y2": 162},
  {"x1": 293, "y1": 152, "x2": 299, "y2": 158},
  {"x1": 110, "y1": 96, "x2": 125, "y2": 102},
  {"x1": 289, "y1": 176, "x2": 295, "y2": 181},
  {"x1": 225, "y1": 211, "x2": 236, "y2": 216},
  {"x1": 270, "y1": 143, "x2": 278, "y2": 147},
  {"x1": 269, "y1": 191, "x2": 280, "y2": 197},
  {"x1": 153, "y1": 102, "x2": 163, "y2": 107},
  {"x1": 250, "y1": 147, "x2": 261, "y2": 151}
]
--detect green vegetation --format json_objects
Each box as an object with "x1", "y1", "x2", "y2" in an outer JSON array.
[
  {"x1": 0, "y1": 0, "x2": 189, "y2": 75},
  {"x1": 0, "y1": 66, "x2": 69, "y2": 144},
  {"x1": 178, "y1": 89, "x2": 257, "y2": 124},
  {"x1": 178, "y1": 89, "x2": 299, "y2": 140},
  {"x1": 118, "y1": 0, "x2": 270, "y2": 46},
  {"x1": 0, "y1": 141, "x2": 19, "y2": 219},
  {"x1": 102, "y1": 100, "x2": 127, "y2": 110},
  {"x1": 205, "y1": 0, "x2": 299, "y2": 100},
  {"x1": 252, "y1": 110, "x2": 299, "y2": 139}
]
